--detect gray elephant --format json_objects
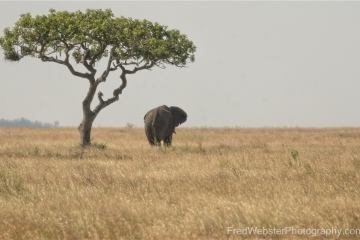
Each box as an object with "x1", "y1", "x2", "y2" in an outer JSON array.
[{"x1": 144, "y1": 105, "x2": 187, "y2": 146}]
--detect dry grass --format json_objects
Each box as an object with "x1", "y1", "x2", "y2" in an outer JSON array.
[{"x1": 0, "y1": 127, "x2": 360, "y2": 239}]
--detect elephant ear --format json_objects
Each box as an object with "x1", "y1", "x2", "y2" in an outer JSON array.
[{"x1": 170, "y1": 106, "x2": 187, "y2": 127}]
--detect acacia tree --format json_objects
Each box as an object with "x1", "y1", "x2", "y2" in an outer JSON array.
[{"x1": 0, "y1": 9, "x2": 196, "y2": 146}]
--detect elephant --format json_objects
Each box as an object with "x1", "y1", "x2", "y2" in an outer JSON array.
[{"x1": 144, "y1": 105, "x2": 187, "y2": 146}]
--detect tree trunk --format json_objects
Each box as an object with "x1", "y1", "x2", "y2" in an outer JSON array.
[
  {"x1": 78, "y1": 112, "x2": 96, "y2": 146},
  {"x1": 76, "y1": 61, "x2": 130, "y2": 147}
]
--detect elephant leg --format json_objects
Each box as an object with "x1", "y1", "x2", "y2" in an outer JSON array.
[
  {"x1": 164, "y1": 134, "x2": 172, "y2": 147},
  {"x1": 149, "y1": 138, "x2": 161, "y2": 146},
  {"x1": 148, "y1": 137, "x2": 155, "y2": 146},
  {"x1": 164, "y1": 139, "x2": 171, "y2": 147},
  {"x1": 145, "y1": 126, "x2": 157, "y2": 146},
  {"x1": 153, "y1": 126, "x2": 165, "y2": 146},
  {"x1": 154, "y1": 137, "x2": 161, "y2": 146}
]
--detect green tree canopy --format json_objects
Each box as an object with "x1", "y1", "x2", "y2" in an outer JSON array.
[{"x1": 0, "y1": 8, "x2": 195, "y2": 68}]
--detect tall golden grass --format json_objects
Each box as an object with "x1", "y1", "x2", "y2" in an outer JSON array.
[{"x1": 0, "y1": 127, "x2": 360, "y2": 239}]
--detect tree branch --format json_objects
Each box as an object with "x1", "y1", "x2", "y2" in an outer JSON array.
[
  {"x1": 124, "y1": 61, "x2": 155, "y2": 74},
  {"x1": 98, "y1": 91, "x2": 104, "y2": 104},
  {"x1": 39, "y1": 45, "x2": 92, "y2": 80},
  {"x1": 113, "y1": 65, "x2": 128, "y2": 98},
  {"x1": 92, "y1": 65, "x2": 127, "y2": 115},
  {"x1": 89, "y1": 42, "x2": 106, "y2": 67},
  {"x1": 95, "y1": 46, "x2": 117, "y2": 85},
  {"x1": 92, "y1": 61, "x2": 155, "y2": 115},
  {"x1": 79, "y1": 43, "x2": 97, "y2": 74}
]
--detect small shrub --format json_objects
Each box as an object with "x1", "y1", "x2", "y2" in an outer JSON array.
[
  {"x1": 353, "y1": 158, "x2": 360, "y2": 172},
  {"x1": 26, "y1": 146, "x2": 40, "y2": 157},
  {"x1": 13, "y1": 178, "x2": 23, "y2": 194},
  {"x1": 181, "y1": 142, "x2": 206, "y2": 154},
  {"x1": 0, "y1": 171, "x2": 23, "y2": 195},
  {"x1": 304, "y1": 163, "x2": 314, "y2": 175},
  {"x1": 288, "y1": 149, "x2": 300, "y2": 167},
  {"x1": 158, "y1": 145, "x2": 175, "y2": 153},
  {"x1": 291, "y1": 149, "x2": 299, "y2": 161},
  {"x1": 126, "y1": 122, "x2": 136, "y2": 129},
  {"x1": 92, "y1": 142, "x2": 107, "y2": 150},
  {"x1": 219, "y1": 160, "x2": 230, "y2": 169}
]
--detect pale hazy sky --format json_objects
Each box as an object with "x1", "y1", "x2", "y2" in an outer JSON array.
[{"x1": 1, "y1": 1, "x2": 360, "y2": 128}]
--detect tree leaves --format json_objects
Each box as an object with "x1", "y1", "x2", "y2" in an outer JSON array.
[{"x1": 0, "y1": 8, "x2": 196, "y2": 69}]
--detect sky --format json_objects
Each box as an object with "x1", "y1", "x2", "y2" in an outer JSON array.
[{"x1": 1, "y1": 1, "x2": 360, "y2": 128}]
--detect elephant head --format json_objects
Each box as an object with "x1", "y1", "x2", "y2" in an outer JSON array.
[
  {"x1": 144, "y1": 105, "x2": 187, "y2": 146},
  {"x1": 170, "y1": 106, "x2": 187, "y2": 127}
]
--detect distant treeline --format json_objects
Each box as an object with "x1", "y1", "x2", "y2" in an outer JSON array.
[{"x1": 0, "y1": 118, "x2": 60, "y2": 128}]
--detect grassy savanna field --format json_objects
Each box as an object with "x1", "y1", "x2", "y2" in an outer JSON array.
[{"x1": 0, "y1": 127, "x2": 360, "y2": 239}]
